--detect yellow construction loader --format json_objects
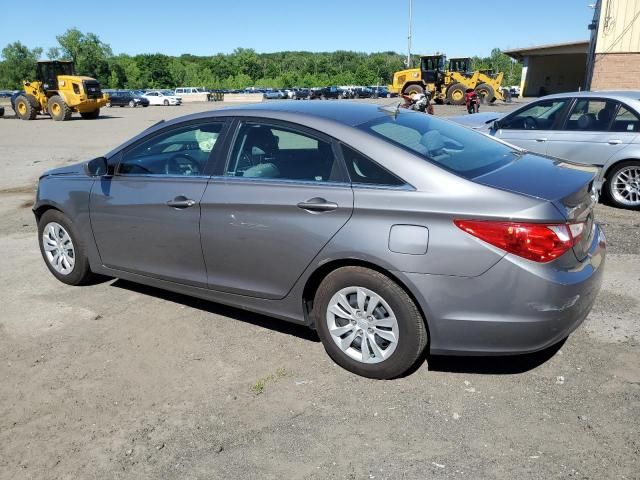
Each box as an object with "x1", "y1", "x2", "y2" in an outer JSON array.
[
  {"x1": 14, "y1": 61, "x2": 108, "y2": 121},
  {"x1": 389, "y1": 54, "x2": 505, "y2": 105}
]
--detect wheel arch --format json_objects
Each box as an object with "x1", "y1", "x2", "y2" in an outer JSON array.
[
  {"x1": 301, "y1": 258, "x2": 432, "y2": 340},
  {"x1": 33, "y1": 202, "x2": 63, "y2": 222}
]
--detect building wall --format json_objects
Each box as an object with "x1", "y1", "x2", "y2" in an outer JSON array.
[
  {"x1": 596, "y1": 0, "x2": 640, "y2": 54},
  {"x1": 523, "y1": 54, "x2": 587, "y2": 96},
  {"x1": 591, "y1": 52, "x2": 640, "y2": 89}
]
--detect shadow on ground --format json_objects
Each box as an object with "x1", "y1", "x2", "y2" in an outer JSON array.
[{"x1": 111, "y1": 279, "x2": 320, "y2": 343}]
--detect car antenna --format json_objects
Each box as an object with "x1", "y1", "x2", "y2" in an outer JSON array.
[{"x1": 378, "y1": 103, "x2": 402, "y2": 119}]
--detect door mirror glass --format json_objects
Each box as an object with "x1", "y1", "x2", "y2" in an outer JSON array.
[{"x1": 85, "y1": 157, "x2": 108, "y2": 176}]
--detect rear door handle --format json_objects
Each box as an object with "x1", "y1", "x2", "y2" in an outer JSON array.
[
  {"x1": 297, "y1": 197, "x2": 338, "y2": 212},
  {"x1": 535, "y1": 137, "x2": 548, "y2": 142},
  {"x1": 166, "y1": 196, "x2": 196, "y2": 209},
  {"x1": 608, "y1": 139, "x2": 622, "y2": 145}
]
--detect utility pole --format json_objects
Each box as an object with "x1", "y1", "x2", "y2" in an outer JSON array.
[{"x1": 406, "y1": 0, "x2": 412, "y2": 68}]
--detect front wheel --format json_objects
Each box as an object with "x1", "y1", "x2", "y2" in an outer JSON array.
[
  {"x1": 313, "y1": 267, "x2": 428, "y2": 379},
  {"x1": 603, "y1": 161, "x2": 640, "y2": 210},
  {"x1": 38, "y1": 210, "x2": 96, "y2": 285},
  {"x1": 163, "y1": 99, "x2": 169, "y2": 106}
]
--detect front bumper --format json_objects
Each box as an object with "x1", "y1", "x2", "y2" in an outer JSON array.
[{"x1": 402, "y1": 224, "x2": 606, "y2": 355}]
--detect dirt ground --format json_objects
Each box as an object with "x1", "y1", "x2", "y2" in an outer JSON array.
[{"x1": 0, "y1": 100, "x2": 638, "y2": 480}]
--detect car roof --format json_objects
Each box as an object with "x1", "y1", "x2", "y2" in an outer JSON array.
[
  {"x1": 542, "y1": 90, "x2": 640, "y2": 103},
  {"x1": 207, "y1": 101, "x2": 390, "y2": 127}
]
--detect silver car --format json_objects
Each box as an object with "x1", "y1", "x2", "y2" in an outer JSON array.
[
  {"x1": 34, "y1": 103, "x2": 605, "y2": 379},
  {"x1": 451, "y1": 90, "x2": 640, "y2": 210}
]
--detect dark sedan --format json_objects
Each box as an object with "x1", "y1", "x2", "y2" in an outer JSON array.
[
  {"x1": 106, "y1": 90, "x2": 149, "y2": 108},
  {"x1": 34, "y1": 102, "x2": 605, "y2": 379}
]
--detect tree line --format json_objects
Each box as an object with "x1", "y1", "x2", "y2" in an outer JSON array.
[{"x1": 0, "y1": 28, "x2": 522, "y2": 90}]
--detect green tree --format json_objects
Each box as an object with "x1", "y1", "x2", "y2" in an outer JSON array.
[
  {"x1": 0, "y1": 42, "x2": 43, "y2": 89},
  {"x1": 51, "y1": 28, "x2": 113, "y2": 84}
]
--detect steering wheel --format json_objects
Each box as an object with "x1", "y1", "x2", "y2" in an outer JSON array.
[
  {"x1": 523, "y1": 116, "x2": 538, "y2": 130},
  {"x1": 166, "y1": 154, "x2": 200, "y2": 175}
]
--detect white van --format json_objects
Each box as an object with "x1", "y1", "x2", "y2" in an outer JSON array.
[{"x1": 174, "y1": 87, "x2": 210, "y2": 102}]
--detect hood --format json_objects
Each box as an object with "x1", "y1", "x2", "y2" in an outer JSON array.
[
  {"x1": 448, "y1": 112, "x2": 504, "y2": 131},
  {"x1": 40, "y1": 161, "x2": 87, "y2": 179}
]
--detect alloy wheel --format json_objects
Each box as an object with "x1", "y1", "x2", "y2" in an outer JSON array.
[
  {"x1": 612, "y1": 165, "x2": 640, "y2": 207},
  {"x1": 42, "y1": 222, "x2": 75, "y2": 275}
]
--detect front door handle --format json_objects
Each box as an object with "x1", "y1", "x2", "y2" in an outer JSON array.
[
  {"x1": 535, "y1": 137, "x2": 548, "y2": 142},
  {"x1": 297, "y1": 197, "x2": 338, "y2": 212},
  {"x1": 166, "y1": 196, "x2": 196, "y2": 209},
  {"x1": 608, "y1": 139, "x2": 622, "y2": 145}
]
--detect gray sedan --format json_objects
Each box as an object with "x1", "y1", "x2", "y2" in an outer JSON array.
[
  {"x1": 451, "y1": 90, "x2": 640, "y2": 210},
  {"x1": 34, "y1": 103, "x2": 605, "y2": 379}
]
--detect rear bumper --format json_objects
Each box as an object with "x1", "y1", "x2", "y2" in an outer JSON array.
[{"x1": 402, "y1": 224, "x2": 606, "y2": 355}]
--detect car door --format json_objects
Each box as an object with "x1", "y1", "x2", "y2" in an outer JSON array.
[
  {"x1": 200, "y1": 119, "x2": 354, "y2": 300},
  {"x1": 493, "y1": 98, "x2": 571, "y2": 154},
  {"x1": 90, "y1": 120, "x2": 228, "y2": 287},
  {"x1": 545, "y1": 99, "x2": 640, "y2": 167},
  {"x1": 145, "y1": 92, "x2": 158, "y2": 105}
]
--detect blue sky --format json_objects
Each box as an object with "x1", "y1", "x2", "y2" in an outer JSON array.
[{"x1": 1, "y1": 0, "x2": 595, "y2": 58}]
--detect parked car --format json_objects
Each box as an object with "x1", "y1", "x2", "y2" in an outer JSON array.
[
  {"x1": 33, "y1": 103, "x2": 605, "y2": 379},
  {"x1": 175, "y1": 87, "x2": 210, "y2": 101},
  {"x1": 106, "y1": 90, "x2": 149, "y2": 108},
  {"x1": 143, "y1": 90, "x2": 182, "y2": 106},
  {"x1": 263, "y1": 90, "x2": 286, "y2": 100},
  {"x1": 450, "y1": 91, "x2": 640, "y2": 210},
  {"x1": 292, "y1": 88, "x2": 310, "y2": 100},
  {"x1": 370, "y1": 86, "x2": 391, "y2": 98},
  {"x1": 317, "y1": 86, "x2": 345, "y2": 100}
]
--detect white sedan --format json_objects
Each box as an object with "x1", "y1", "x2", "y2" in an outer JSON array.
[{"x1": 143, "y1": 90, "x2": 182, "y2": 106}]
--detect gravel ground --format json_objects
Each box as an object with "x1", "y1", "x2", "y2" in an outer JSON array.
[{"x1": 0, "y1": 99, "x2": 638, "y2": 480}]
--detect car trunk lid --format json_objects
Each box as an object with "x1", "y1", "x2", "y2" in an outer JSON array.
[{"x1": 473, "y1": 153, "x2": 598, "y2": 261}]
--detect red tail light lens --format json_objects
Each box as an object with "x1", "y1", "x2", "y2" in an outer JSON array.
[{"x1": 454, "y1": 219, "x2": 583, "y2": 263}]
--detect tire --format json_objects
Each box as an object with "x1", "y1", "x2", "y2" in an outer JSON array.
[
  {"x1": 80, "y1": 109, "x2": 100, "y2": 120},
  {"x1": 15, "y1": 94, "x2": 38, "y2": 120},
  {"x1": 475, "y1": 83, "x2": 495, "y2": 103},
  {"x1": 106, "y1": 102, "x2": 112, "y2": 108},
  {"x1": 403, "y1": 84, "x2": 424, "y2": 96},
  {"x1": 129, "y1": 100, "x2": 136, "y2": 107},
  {"x1": 338, "y1": 93, "x2": 343, "y2": 100},
  {"x1": 163, "y1": 99, "x2": 169, "y2": 106},
  {"x1": 446, "y1": 83, "x2": 466, "y2": 105},
  {"x1": 38, "y1": 209, "x2": 96, "y2": 286},
  {"x1": 602, "y1": 160, "x2": 640, "y2": 210},
  {"x1": 47, "y1": 95, "x2": 72, "y2": 121},
  {"x1": 313, "y1": 266, "x2": 428, "y2": 379}
]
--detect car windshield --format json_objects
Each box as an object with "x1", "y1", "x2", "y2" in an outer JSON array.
[{"x1": 358, "y1": 112, "x2": 518, "y2": 179}]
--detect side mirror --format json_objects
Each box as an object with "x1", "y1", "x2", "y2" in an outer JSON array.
[
  {"x1": 492, "y1": 119, "x2": 502, "y2": 130},
  {"x1": 84, "y1": 157, "x2": 109, "y2": 176}
]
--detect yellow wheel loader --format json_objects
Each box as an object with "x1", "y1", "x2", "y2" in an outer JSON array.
[
  {"x1": 389, "y1": 55, "x2": 505, "y2": 105},
  {"x1": 14, "y1": 61, "x2": 108, "y2": 121}
]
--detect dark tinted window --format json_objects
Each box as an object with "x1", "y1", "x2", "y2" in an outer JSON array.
[
  {"x1": 225, "y1": 122, "x2": 341, "y2": 182},
  {"x1": 119, "y1": 122, "x2": 223, "y2": 176},
  {"x1": 611, "y1": 105, "x2": 640, "y2": 132},
  {"x1": 501, "y1": 99, "x2": 569, "y2": 130},
  {"x1": 341, "y1": 145, "x2": 404, "y2": 186},
  {"x1": 358, "y1": 112, "x2": 517, "y2": 179}
]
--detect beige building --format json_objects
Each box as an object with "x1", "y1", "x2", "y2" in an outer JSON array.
[
  {"x1": 588, "y1": 0, "x2": 640, "y2": 89},
  {"x1": 505, "y1": 0, "x2": 640, "y2": 96}
]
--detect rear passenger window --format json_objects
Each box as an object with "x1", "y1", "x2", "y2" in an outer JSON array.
[
  {"x1": 563, "y1": 99, "x2": 616, "y2": 131},
  {"x1": 341, "y1": 145, "x2": 405, "y2": 187},
  {"x1": 225, "y1": 122, "x2": 342, "y2": 182},
  {"x1": 611, "y1": 106, "x2": 640, "y2": 132}
]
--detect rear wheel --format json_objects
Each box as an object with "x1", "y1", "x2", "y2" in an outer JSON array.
[
  {"x1": 313, "y1": 266, "x2": 428, "y2": 379},
  {"x1": 38, "y1": 210, "x2": 96, "y2": 285},
  {"x1": 475, "y1": 83, "x2": 495, "y2": 103},
  {"x1": 47, "y1": 95, "x2": 72, "y2": 121},
  {"x1": 129, "y1": 100, "x2": 136, "y2": 107},
  {"x1": 446, "y1": 83, "x2": 466, "y2": 105},
  {"x1": 80, "y1": 109, "x2": 100, "y2": 120},
  {"x1": 15, "y1": 94, "x2": 38, "y2": 120},
  {"x1": 106, "y1": 101, "x2": 112, "y2": 108},
  {"x1": 603, "y1": 161, "x2": 640, "y2": 210}
]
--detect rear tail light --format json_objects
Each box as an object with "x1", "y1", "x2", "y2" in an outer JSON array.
[{"x1": 454, "y1": 219, "x2": 585, "y2": 263}]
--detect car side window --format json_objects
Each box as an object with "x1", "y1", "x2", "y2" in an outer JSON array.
[
  {"x1": 500, "y1": 99, "x2": 569, "y2": 130},
  {"x1": 563, "y1": 99, "x2": 617, "y2": 131},
  {"x1": 118, "y1": 122, "x2": 224, "y2": 176},
  {"x1": 341, "y1": 145, "x2": 405, "y2": 187},
  {"x1": 225, "y1": 122, "x2": 341, "y2": 182},
  {"x1": 611, "y1": 105, "x2": 640, "y2": 132}
]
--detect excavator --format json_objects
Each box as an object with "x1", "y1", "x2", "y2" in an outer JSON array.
[
  {"x1": 389, "y1": 54, "x2": 505, "y2": 105},
  {"x1": 14, "y1": 60, "x2": 108, "y2": 121}
]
